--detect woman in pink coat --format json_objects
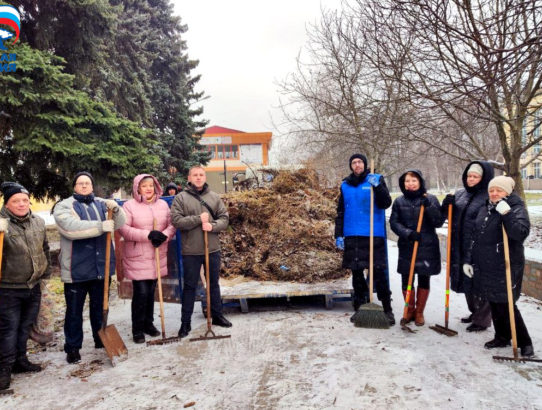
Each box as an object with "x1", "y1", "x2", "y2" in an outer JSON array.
[{"x1": 119, "y1": 174, "x2": 175, "y2": 343}]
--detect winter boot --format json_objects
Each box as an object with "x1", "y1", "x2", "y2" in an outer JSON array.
[
  {"x1": 381, "y1": 296, "x2": 395, "y2": 326},
  {"x1": 133, "y1": 333, "x2": 145, "y2": 344},
  {"x1": 212, "y1": 314, "x2": 232, "y2": 328},
  {"x1": 0, "y1": 367, "x2": 11, "y2": 391},
  {"x1": 144, "y1": 323, "x2": 161, "y2": 337},
  {"x1": 402, "y1": 289, "x2": 416, "y2": 323},
  {"x1": 12, "y1": 355, "x2": 42, "y2": 373},
  {"x1": 66, "y1": 350, "x2": 81, "y2": 364},
  {"x1": 178, "y1": 322, "x2": 191, "y2": 339},
  {"x1": 414, "y1": 288, "x2": 429, "y2": 326}
]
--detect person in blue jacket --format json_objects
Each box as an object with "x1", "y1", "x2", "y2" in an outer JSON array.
[{"x1": 335, "y1": 154, "x2": 394, "y2": 325}]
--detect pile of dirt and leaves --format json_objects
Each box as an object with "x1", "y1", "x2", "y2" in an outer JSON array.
[{"x1": 220, "y1": 168, "x2": 346, "y2": 283}]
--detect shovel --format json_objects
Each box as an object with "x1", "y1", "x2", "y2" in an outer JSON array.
[
  {"x1": 98, "y1": 209, "x2": 128, "y2": 365},
  {"x1": 190, "y1": 230, "x2": 231, "y2": 342},
  {"x1": 0, "y1": 231, "x2": 14, "y2": 395},
  {"x1": 430, "y1": 203, "x2": 458, "y2": 337},
  {"x1": 147, "y1": 219, "x2": 181, "y2": 346},
  {"x1": 493, "y1": 226, "x2": 542, "y2": 364},
  {"x1": 400, "y1": 199, "x2": 425, "y2": 333}
]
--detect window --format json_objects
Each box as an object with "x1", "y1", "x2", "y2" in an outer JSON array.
[
  {"x1": 535, "y1": 162, "x2": 541, "y2": 178},
  {"x1": 521, "y1": 168, "x2": 527, "y2": 179},
  {"x1": 217, "y1": 144, "x2": 239, "y2": 160}
]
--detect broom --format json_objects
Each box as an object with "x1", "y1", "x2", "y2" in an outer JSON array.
[{"x1": 352, "y1": 159, "x2": 390, "y2": 329}]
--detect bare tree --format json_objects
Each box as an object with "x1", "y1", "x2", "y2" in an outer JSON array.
[
  {"x1": 359, "y1": 0, "x2": 542, "y2": 198},
  {"x1": 276, "y1": 7, "x2": 422, "y2": 178}
]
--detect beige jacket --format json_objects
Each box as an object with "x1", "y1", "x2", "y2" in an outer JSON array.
[{"x1": 171, "y1": 183, "x2": 229, "y2": 255}]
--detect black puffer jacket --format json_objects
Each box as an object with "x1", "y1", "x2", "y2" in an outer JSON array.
[
  {"x1": 390, "y1": 170, "x2": 444, "y2": 275},
  {"x1": 467, "y1": 193, "x2": 530, "y2": 303},
  {"x1": 445, "y1": 161, "x2": 494, "y2": 293}
]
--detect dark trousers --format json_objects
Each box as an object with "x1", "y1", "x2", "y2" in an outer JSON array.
[
  {"x1": 0, "y1": 286, "x2": 41, "y2": 367},
  {"x1": 131, "y1": 279, "x2": 157, "y2": 335},
  {"x1": 401, "y1": 274, "x2": 430, "y2": 291},
  {"x1": 181, "y1": 252, "x2": 222, "y2": 324},
  {"x1": 352, "y1": 268, "x2": 391, "y2": 306},
  {"x1": 490, "y1": 302, "x2": 532, "y2": 348},
  {"x1": 465, "y1": 293, "x2": 492, "y2": 328},
  {"x1": 63, "y1": 279, "x2": 105, "y2": 353}
]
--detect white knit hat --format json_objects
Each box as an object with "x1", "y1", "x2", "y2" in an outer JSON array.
[
  {"x1": 467, "y1": 163, "x2": 483, "y2": 176},
  {"x1": 488, "y1": 175, "x2": 515, "y2": 195}
]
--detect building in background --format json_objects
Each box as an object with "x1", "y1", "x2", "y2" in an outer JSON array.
[
  {"x1": 200, "y1": 125, "x2": 273, "y2": 193},
  {"x1": 519, "y1": 101, "x2": 542, "y2": 189}
]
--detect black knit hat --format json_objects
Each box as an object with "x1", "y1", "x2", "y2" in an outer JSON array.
[
  {"x1": 1, "y1": 182, "x2": 30, "y2": 203},
  {"x1": 348, "y1": 154, "x2": 367, "y2": 171},
  {"x1": 72, "y1": 171, "x2": 95, "y2": 188}
]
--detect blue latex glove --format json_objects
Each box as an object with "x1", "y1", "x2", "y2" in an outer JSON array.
[
  {"x1": 367, "y1": 174, "x2": 381, "y2": 187},
  {"x1": 335, "y1": 237, "x2": 345, "y2": 250}
]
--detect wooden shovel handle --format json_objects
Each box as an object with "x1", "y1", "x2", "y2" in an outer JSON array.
[
  {"x1": 502, "y1": 225, "x2": 518, "y2": 359},
  {"x1": 369, "y1": 160, "x2": 374, "y2": 303},
  {"x1": 204, "y1": 230, "x2": 212, "y2": 330},
  {"x1": 402, "y1": 201, "x2": 425, "y2": 320},
  {"x1": 154, "y1": 219, "x2": 166, "y2": 339},
  {"x1": 445, "y1": 204, "x2": 452, "y2": 327},
  {"x1": 103, "y1": 209, "x2": 113, "y2": 311}
]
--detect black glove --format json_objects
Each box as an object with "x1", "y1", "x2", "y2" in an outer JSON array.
[
  {"x1": 408, "y1": 231, "x2": 422, "y2": 242},
  {"x1": 442, "y1": 194, "x2": 455, "y2": 208},
  {"x1": 148, "y1": 230, "x2": 168, "y2": 248}
]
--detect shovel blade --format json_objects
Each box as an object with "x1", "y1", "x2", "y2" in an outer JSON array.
[
  {"x1": 429, "y1": 324, "x2": 458, "y2": 337},
  {"x1": 98, "y1": 324, "x2": 128, "y2": 365}
]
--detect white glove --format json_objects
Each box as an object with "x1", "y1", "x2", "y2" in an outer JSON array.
[
  {"x1": 102, "y1": 220, "x2": 114, "y2": 233},
  {"x1": 104, "y1": 199, "x2": 119, "y2": 212},
  {"x1": 495, "y1": 200, "x2": 511, "y2": 215},
  {"x1": 463, "y1": 264, "x2": 474, "y2": 278},
  {"x1": 0, "y1": 218, "x2": 8, "y2": 233}
]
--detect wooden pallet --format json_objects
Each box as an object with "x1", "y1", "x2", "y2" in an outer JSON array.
[{"x1": 205, "y1": 276, "x2": 353, "y2": 313}]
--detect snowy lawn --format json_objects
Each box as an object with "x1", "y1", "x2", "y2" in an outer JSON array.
[{"x1": 2, "y1": 241, "x2": 542, "y2": 409}]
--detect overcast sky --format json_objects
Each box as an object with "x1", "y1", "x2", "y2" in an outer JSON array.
[{"x1": 172, "y1": 1, "x2": 341, "y2": 135}]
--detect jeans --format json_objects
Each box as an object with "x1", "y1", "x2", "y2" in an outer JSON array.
[
  {"x1": 63, "y1": 279, "x2": 105, "y2": 353},
  {"x1": 181, "y1": 252, "x2": 223, "y2": 323},
  {"x1": 131, "y1": 279, "x2": 157, "y2": 335},
  {"x1": 0, "y1": 286, "x2": 41, "y2": 367}
]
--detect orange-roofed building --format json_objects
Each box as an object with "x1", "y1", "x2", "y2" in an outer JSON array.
[{"x1": 199, "y1": 125, "x2": 272, "y2": 193}]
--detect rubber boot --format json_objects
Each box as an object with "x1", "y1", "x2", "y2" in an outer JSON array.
[
  {"x1": 402, "y1": 289, "x2": 416, "y2": 323},
  {"x1": 415, "y1": 288, "x2": 429, "y2": 326}
]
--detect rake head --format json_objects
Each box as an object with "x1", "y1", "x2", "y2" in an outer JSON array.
[{"x1": 429, "y1": 324, "x2": 458, "y2": 337}]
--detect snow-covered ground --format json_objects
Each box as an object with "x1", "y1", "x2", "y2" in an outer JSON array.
[{"x1": 2, "y1": 241, "x2": 542, "y2": 409}]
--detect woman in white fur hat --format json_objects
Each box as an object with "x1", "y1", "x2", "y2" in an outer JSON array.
[{"x1": 463, "y1": 175, "x2": 534, "y2": 357}]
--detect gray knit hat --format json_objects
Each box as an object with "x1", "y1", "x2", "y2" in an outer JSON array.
[
  {"x1": 488, "y1": 175, "x2": 515, "y2": 195},
  {"x1": 467, "y1": 163, "x2": 483, "y2": 176}
]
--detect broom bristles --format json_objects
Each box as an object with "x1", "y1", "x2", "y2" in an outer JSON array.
[{"x1": 352, "y1": 303, "x2": 390, "y2": 329}]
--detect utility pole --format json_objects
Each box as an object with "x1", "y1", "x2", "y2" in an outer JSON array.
[{"x1": 223, "y1": 160, "x2": 227, "y2": 193}]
